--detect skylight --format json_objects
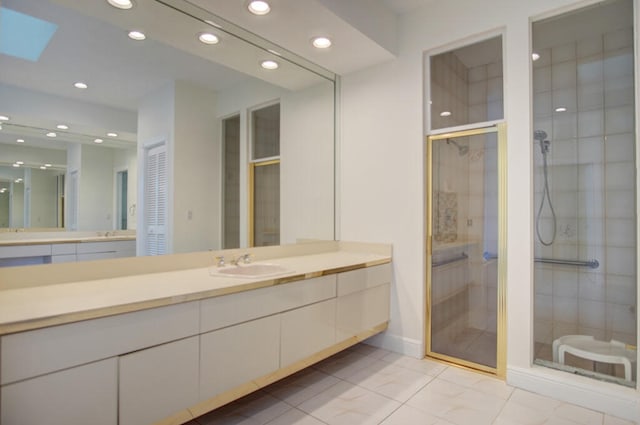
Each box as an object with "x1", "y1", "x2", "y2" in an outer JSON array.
[{"x1": 0, "y1": 7, "x2": 58, "y2": 62}]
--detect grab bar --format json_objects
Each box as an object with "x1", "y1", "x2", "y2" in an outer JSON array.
[
  {"x1": 482, "y1": 252, "x2": 599, "y2": 269},
  {"x1": 432, "y1": 252, "x2": 468, "y2": 267},
  {"x1": 535, "y1": 257, "x2": 599, "y2": 269}
]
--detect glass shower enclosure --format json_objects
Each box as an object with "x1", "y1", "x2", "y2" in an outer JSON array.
[{"x1": 531, "y1": 0, "x2": 637, "y2": 386}]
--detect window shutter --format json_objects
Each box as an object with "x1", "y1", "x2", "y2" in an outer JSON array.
[{"x1": 144, "y1": 144, "x2": 167, "y2": 255}]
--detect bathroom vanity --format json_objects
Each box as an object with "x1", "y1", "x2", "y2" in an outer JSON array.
[{"x1": 0, "y1": 241, "x2": 391, "y2": 425}]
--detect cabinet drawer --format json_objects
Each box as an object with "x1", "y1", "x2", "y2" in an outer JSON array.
[
  {"x1": 337, "y1": 263, "x2": 391, "y2": 296},
  {"x1": 119, "y1": 336, "x2": 199, "y2": 425},
  {"x1": 200, "y1": 315, "x2": 280, "y2": 400},
  {"x1": 1, "y1": 358, "x2": 117, "y2": 425},
  {"x1": 51, "y1": 243, "x2": 77, "y2": 255},
  {"x1": 1, "y1": 301, "x2": 199, "y2": 384},
  {"x1": 0, "y1": 244, "x2": 51, "y2": 259},
  {"x1": 200, "y1": 274, "x2": 336, "y2": 333},
  {"x1": 281, "y1": 299, "x2": 336, "y2": 366},
  {"x1": 336, "y1": 283, "x2": 390, "y2": 342},
  {"x1": 76, "y1": 240, "x2": 134, "y2": 254}
]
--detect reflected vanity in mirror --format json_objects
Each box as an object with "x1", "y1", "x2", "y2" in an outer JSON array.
[{"x1": 0, "y1": 0, "x2": 335, "y2": 264}]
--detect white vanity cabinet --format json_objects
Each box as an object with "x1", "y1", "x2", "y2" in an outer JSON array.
[
  {"x1": 0, "y1": 358, "x2": 118, "y2": 425},
  {"x1": 0, "y1": 259, "x2": 391, "y2": 425}
]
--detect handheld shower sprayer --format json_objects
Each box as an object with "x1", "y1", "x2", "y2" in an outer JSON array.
[{"x1": 534, "y1": 129, "x2": 556, "y2": 246}]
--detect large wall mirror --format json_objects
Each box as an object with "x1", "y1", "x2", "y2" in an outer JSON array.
[{"x1": 0, "y1": 0, "x2": 335, "y2": 255}]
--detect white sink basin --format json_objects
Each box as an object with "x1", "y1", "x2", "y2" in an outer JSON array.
[{"x1": 209, "y1": 263, "x2": 293, "y2": 278}]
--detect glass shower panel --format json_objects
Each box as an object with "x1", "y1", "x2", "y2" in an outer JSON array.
[
  {"x1": 532, "y1": 0, "x2": 637, "y2": 386},
  {"x1": 429, "y1": 131, "x2": 498, "y2": 369},
  {"x1": 252, "y1": 162, "x2": 280, "y2": 247}
]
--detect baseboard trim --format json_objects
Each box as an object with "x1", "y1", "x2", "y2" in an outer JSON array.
[
  {"x1": 363, "y1": 331, "x2": 423, "y2": 358},
  {"x1": 507, "y1": 365, "x2": 639, "y2": 422}
]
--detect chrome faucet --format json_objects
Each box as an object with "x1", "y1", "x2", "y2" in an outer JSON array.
[
  {"x1": 232, "y1": 253, "x2": 252, "y2": 265},
  {"x1": 215, "y1": 256, "x2": 226, "y2": 267}
]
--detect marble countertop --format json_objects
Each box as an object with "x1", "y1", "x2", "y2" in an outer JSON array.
[
  {"x1": 0, "y1": 243, "x2": 391, "y2": 336},
  {"x1": 0, "y1": 235, "x2": 136, "y2": 246}
]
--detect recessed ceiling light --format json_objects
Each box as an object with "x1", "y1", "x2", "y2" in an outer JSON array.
[
  {"x1": 555, "y1": 106, "x2": 567, "y2": 112},
  {"x1": 40, "y1": 166, "x2": 47, "y2": 170},
  {"x1": 0, "y1": 115, "x2": 8, "y2": 121},
  {"x1": 46, "y1": 132, "x2": 57, "y2": 137},
  {"x1": 74, "y1": 82, "x2": 88, "y2": 89},
  {"x1": 107, "y1": 132, "x2": 118, "y2": 137},
  {"x1": 198, "y1": 33, "x2": 219, "y2": 45},
  {"x1": 15, "y1": 178, "x2": 22, "y2": 183},
  {"x1": 56, "y1": 124, "x2": 69, "y2": 130},
  {"x1": 45, "y1": 163, "x2": 52, "y2": 167},
  {"x1": 128, "y1": 30, "x2": 146, "y2": 41},
  {"x1": 12, "y1": 164, "x2": 20, "y2": 168},
  {"x1": 16, "y1": 139, "x2": 24, "y2": 143},
  {"x1": 0, "y1": 125, "x2": 3, "y2": 130},
  {"x1": 440, "y1": 111, "x2": 452, "y2": 117},
  {"x1": 248, "y1": 1, "x2": 270, "y2": 15},
  {"x1": 94, "y1": 138, "x2": 104, "y2": 144},
  {"x1": 107, "y1": 0, "x2": 133, "y2": 9},
  {"x1": 532, "y1": 52, "x2": 540, "y2": 61},
  {"x1": 16, "y1": 161, "x2": 24, "y2": 165},
  {"x1": 261, "y1": 60, "x2": 278, "y2": 70},
  {"x1": 312, "y1": 36, "x2": 332, "y2": 49}
]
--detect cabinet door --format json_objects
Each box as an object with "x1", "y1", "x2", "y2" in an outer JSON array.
[
  {"x1": 281, "y1": 299, "x2": 336, "y2": 366},
  {"x1": 119, "y1": 336, "x2": 199, "y2": 425},
  {"x1": 1, "y1": 358, "x2": 117, "y2": 425},
  {"x1": 200, "y1": 315, "x2": 280, "y2": 401},
  {"x1": 336, "y1": 283, "x2": 390, "y2": 342}
]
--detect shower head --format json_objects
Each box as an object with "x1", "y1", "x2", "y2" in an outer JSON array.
[
  {"x1": 533, "y1": 130, "x2": 548, "y2": 142},
  {"x1": 533, "y1": 130, "x2": 550, "y2": 154},
  {"x1": 446, "y1": 138, "x2": 469, "y2": 156}
]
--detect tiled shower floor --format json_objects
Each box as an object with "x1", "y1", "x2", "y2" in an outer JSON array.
[{"x1": 186, "y1": 343, "x2": 634, "y2": 425}]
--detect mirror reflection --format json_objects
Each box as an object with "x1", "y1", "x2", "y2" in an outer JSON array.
[{"x1": 0, "y1": 0, "x2": 335, "y2": 259}]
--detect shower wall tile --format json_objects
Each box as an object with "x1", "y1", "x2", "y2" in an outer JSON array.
[
  {"x1": 553, "y1": 270, "x2": 579, "y2": 297},
  {"x1": 553, "y1": 296, "x2": 578, "y2": 325},
  {"x1": 468, "y1": 81, "x2": 487, "y2": 105},
  {"x1": 578, "y1": 299, "x2": 606, "y2": 329},
  {"x1": 578, "y1": 271, "x2": 605, "y2": 301},
  {"x1": 487, "y1": 61, "x2": 503, "y2": 78},
  {"x1": 577, "y1": 110, "x2": 604, "y2": 138},
  {"x1": 535, "y1": 320, "x2": 554, "y2": 345},
  {"x1": 607, "y1": 302, "x2": 636, "y2": 335},
  {"x1": 577, "y1": 36, "x2": 603, "y2": 58},
  {"x1": 604, "y1": 48, "x2": 634, "y2": 80},
  {"x1": 576, "y1": 326, "x2": 606, "y2": 342},
  {"x1": 487, "y1": 101, "x2": 503, "y2": 121},
  {"x1": 534, "y1": 91, "x2": 552, "y2": 117},
  {"x1": 551, "y1": 165, "x2": 578, "y2": 191},
  {"x1": 578, "y1": 218, "x2": 604, "y2": 246},
  {"x1": 533, "y1": 66, "x2": 551, "y2": 93},
  {"x1": 605, "y1": 219, "x2": 636, "y2": 248},
  {"x1": 552, "y1": 88, "x2": 577, "y2": 111},
  {"x1": 554, "y1": 322, "x2": 579, "y2": 341},
  {"x1": 552, "y1": 139, "x2": 577, "y2": 163},
  {"x1": 487, "y1": 77, "x2": 503, "y2": 102},
  {"x1": 604, "y1": 75, "x2": 634, "y2": 107},
  {"x1": 577, "y1": 82, "x2": 604, "y2": 111},
  {"x1": 578, "y1": 190, "x2": 605, "y2": 218},
  {"x1": 577, "y1": 56, "x2": 604, "y2": 86},
  {"x1": 604, "y1": 161, "x2": 635, "y2": 190},
  {"x1": 552, "y1": 112, "x2": 577, "y2": 140},
  {"x1": 552, "y1": 42, "x2": 576, "y2": 62},
  {"x1": 468, "y1": 65, "x2": 487, "y2": 82},
  {"x1": 535, "y1": 294, "x2": 553, "y2": 321},
  {"x1": 553, "y1": 191, "x2": 578, "y2": 218},
  {"x1": 535, "y1": 266, "x2": 554, "y2": 295},
  {"x1": 604, "y1": 28, "x2": 633, "y2": 51},
  {"x1": 578, "y1": 138, "x2": 604, "y2": 165},
  {"x1": 606, "y1": 246, "x2": 636, "y2": 277},
  {"x1": 552, "y1": 61, "x2": 577, "y2": 89},
  {"x1": 605, "y1": 274, "x2": 637, "y2": 305},
  {"x1": 604, "y1": 133, "x2": 634, "y2": 162}
]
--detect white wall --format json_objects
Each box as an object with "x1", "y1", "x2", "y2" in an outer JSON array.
[
  {"x1": 29, "y1": 169, "x2": 58, "y2": 228},
  {"x1": 339, "y1": 0, "x2": 639, "y2": 419},
  {"x1": 79, "y1": 145, "x2": 115, "y2": 231},
  {"x1": 113, "y1": 148, "x2": 138, "y2": 230}
]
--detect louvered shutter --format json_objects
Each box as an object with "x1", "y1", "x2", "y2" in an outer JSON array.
[{"x1": 144, "y1": 144, "x2": 167, "y2": 255}]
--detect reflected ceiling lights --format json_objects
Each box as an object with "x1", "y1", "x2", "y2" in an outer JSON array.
[
  {"x1": 312, "y1": 37, "x2": 332, "y2": 49},
  {"x1": 12, "y1": 164, "x2": 20, "y2": 168},
  {"x1": 531, "y1": 52, "x2": 540, "y2": 61},
  {"x1": 94, "y1": 138, "x2": 104, "y2": 144},
  {"x1": 107, "y1": 132, "x2": 118, "y2": 137},
  {"x1": 40, "y1": 166, "x2": 47, "y2": 170},
  {"x1": 261, "y1": 60, "x2": 278, "y2": 70},
  {"x1": 107, "y1": 0, "x2": 134, "y2": 9},
  {"x1": 16, "y1": 139, "x2": 24, "y2": 143},
  {"x1": 440, "y1": 111, "x2": 452, "y2": 117},
  {"x1": 128, "y1": 30, "x2": 146, "y2": 41},
  {"x1": 74, "y1": 82, "x2": 88, "y2": 89},
  {"x1": 198, "y1": 33, "x2": 219, "y2": 45},
  {"x1": 45, "y1": 163, "x2": 51, "y2": 167},
  {"x1": 16, "y1": 161, "x2": 24, "y2": 165},
  {"x1": 0, "y1": 115, "x2": 9, "y2": 121},
  {"x1": 248, "y1": 1, "x2": 270, "y2": 15},
  {"x1": 555, "y1": 106, "x2": 567, "y2": 112},
  {"x1": 46, "y1": 132, "x2": 57, "y2": 137},
  {"x1": 56, "y1": 124, "x2": 69, "y2": 130}
]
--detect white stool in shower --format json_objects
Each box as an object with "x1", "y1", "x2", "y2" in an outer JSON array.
[{"x1": 552, "y1": 335, "x2": 637, "y2": 381}]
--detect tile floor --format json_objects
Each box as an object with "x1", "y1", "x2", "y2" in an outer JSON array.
[{"x1": 187, "y1": 343, "x2": 635, "y2": 425}]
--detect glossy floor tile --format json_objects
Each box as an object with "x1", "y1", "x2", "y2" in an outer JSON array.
[{"x1": 188, "y1": 343, "x2": 636, "y2": 425}]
